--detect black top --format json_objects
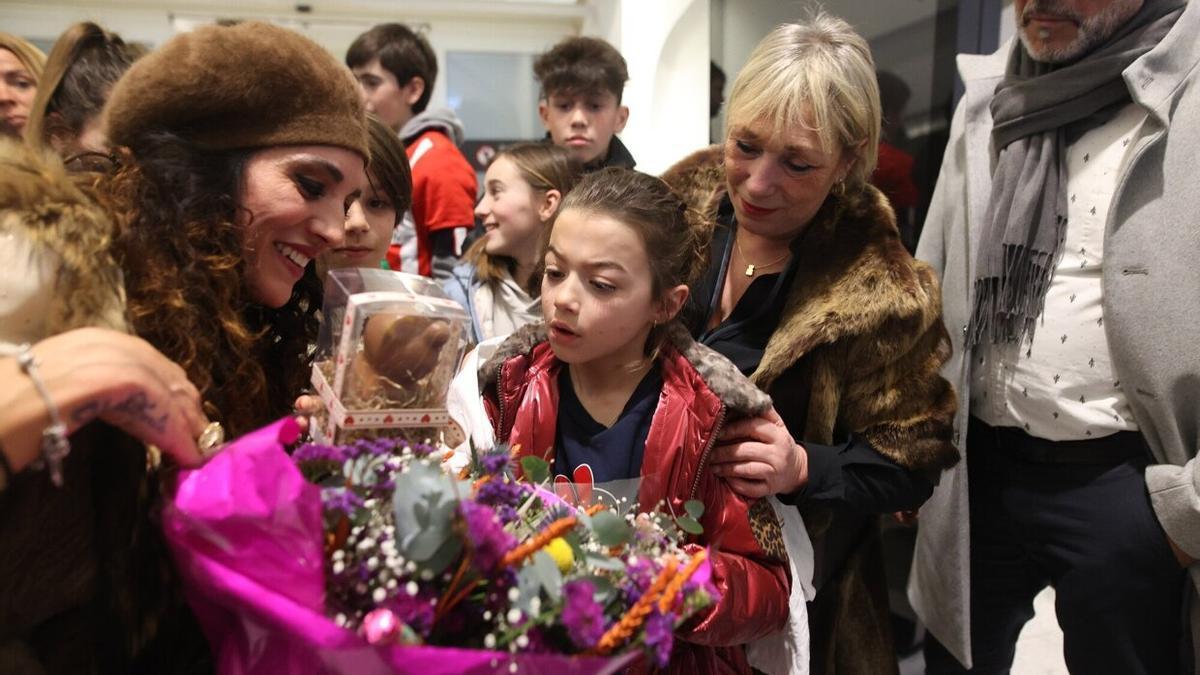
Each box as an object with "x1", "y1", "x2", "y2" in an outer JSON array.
[
  {"x1": 553, "y1": 365, "x2": 663, "y2": 488},
  {"x1": 685, "y1": 204, "x2": 933, "y2": 515},
  {"x1": 540, "y1": 133, "x2": 636, "y2": 172}
]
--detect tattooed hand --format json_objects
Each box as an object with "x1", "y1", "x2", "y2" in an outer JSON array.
[{"x1": 1, "y1": 328, "x2": 207, "y2": 474}]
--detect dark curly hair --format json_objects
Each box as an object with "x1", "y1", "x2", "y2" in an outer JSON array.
[{"x1": 96, "y1": 130, "x2": 320, "y2": 436}]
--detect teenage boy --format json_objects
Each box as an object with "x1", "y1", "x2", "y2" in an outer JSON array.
[
  {"x1": 533, "y1": 36, "x2": 635, "y2": 172},
  {"x1": 347, "y1": 23, "x2": 476, "y2": 278}
]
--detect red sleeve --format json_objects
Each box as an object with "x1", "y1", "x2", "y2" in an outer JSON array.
[
  {"x1": 872, "y1": 142, "x2": 920, "y2": 210},
  {"x1": 410, "y1": 133, "x2": 478, "y2": 234},
  {"x1": 679, "y1": 470, "x2": 791, "y2": 646}
]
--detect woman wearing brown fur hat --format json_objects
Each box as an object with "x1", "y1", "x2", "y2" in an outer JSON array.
[
  {"x1": 663, "y1": 11, "x2": 958, "y2": 674},
  {"x1": 0, "y1": 20, "x2": 368, "y2": 672}
]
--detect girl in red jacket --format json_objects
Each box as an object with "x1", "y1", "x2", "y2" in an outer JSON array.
[{"x1": 479, "y1": 167, "x2": 791, "y2": 673}]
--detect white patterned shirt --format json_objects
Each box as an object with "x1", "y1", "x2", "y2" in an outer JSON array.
[{"x1": 971, "y1": 104, "x2": 1145, "y2": 441}]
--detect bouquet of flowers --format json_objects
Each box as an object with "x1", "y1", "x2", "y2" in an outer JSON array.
[{"x1": 163, "y1": 418, "x2": 717, "y2": 674}]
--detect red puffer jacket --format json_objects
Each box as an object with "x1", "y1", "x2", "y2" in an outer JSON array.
[{"x1": 479, "y1": 323, "x2": 791, "y2": 674}]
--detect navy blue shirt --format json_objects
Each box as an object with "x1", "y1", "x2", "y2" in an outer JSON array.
[{"x1": 553, "y1": 365, "x2": 663, "y2": 488}]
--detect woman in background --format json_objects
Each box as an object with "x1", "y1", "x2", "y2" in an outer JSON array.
[
  {"x1": 0, "y1": 32, "x2": 44, "y2": 139},
  {"x1": 24, "y1": 22, "x2": 141, "y2": 161}
]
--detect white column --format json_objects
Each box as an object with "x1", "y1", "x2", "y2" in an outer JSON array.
[{"x1": 584, "y1": 0, "x2": 710, "y2": 175}]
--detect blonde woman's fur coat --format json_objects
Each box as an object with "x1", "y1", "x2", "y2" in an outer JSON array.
[{"x1": 663, "y1": 146, "x2": 958, "y2": 675}]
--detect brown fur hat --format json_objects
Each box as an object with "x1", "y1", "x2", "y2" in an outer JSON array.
[{"x1": 103, "y1": 21, "x2": 368, "y2": 159}]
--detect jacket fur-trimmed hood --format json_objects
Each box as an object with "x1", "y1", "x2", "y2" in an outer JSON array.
[
  {"x1": 0, "y1": 139, "x2": 127, "y2": 345},
  {"x1": 479, "y1": 320, "x2": 772, "y2": 418},
  {"x1": 664, "y1": 145, "x2": 958, "y2": 475}
]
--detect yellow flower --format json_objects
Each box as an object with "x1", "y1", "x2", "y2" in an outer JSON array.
[{"x1": 544, "y1": 537, "x2": 574, "y2": 573}]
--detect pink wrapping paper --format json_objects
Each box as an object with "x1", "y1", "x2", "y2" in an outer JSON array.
[{"x1": 162, "y1": 418, "x2": 632, "y2": 675}]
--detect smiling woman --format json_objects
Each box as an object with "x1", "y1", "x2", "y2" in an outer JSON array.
[
  {"x1": 323, "y1": 114, "x2": 414, "y2": 273},
  {"x1": 100, "y1": 20, "x2": 369, "y2": 436},
  {"x1": 0, "y1": 20, "x2": 369, "y2": 673}
]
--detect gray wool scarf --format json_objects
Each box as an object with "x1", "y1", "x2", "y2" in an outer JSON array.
[{"x1": 968, "y1": 0, "x2": 1185, "y2": 347}]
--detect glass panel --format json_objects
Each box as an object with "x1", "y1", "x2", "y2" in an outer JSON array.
[{"x1": 445, "y1": 51, "x2": 542, "y2": 181}]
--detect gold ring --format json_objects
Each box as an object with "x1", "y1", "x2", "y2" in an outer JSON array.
[{"x1": 198, "y1": 421, "x2": 225, "y2": 457}]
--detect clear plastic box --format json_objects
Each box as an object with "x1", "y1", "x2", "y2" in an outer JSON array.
[{"x1": 311, "y1": 268, "x2": 470, "y2": 444}]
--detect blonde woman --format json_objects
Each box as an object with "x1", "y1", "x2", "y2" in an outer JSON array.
[
  {"x1": 0, "y1": 32, "x2": 44, "y2": 138},
  {"x1": 664, "y1": 11, "x2": 959, "y2": 673}
]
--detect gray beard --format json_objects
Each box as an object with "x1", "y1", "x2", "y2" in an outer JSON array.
[{"x1": 1018, "y1": 0, "x2": 1142, "y2": 64}]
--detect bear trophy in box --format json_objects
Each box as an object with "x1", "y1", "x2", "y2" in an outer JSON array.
[{"x1": 311, "y1": 268, "x2": 469, "y2": 444}]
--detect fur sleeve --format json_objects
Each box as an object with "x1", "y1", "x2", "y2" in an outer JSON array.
[{"x1": 838, "y1": 262, "x2": 960, "y2": 474}]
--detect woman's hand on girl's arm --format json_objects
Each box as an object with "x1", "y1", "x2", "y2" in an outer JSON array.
[
  {"x1": 710, "y1": 406, "x2": 808, "y2": 498},
  {"x1": 0, "y1": 328, "x2": 207, "y2": 474}
]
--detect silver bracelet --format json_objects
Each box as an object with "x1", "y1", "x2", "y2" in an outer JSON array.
[{"x1": 12, "y1": 344, "x2": 71, "y2": 487}]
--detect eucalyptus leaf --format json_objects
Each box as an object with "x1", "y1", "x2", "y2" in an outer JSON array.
[
  {"x1": 684, "y1": 499, "x2": 705, "y2": 520},
  {"x1": 531, "y1": 550, "x2": 563, "y2": 601},
  {"x1": 407, "y1": 527, "x2": 449, "y2": 562},
  {"x1": 566, "y1": 535, "x2": 586, "y2": 562},
  {"x1": 583, "y1": 551, "x2": 625, "y2": 572},
  {"x1": 520, "y1": 455, "x2": 549, "y2": 484},
  {"x1": 515, "y1": 566, "x2": 541, "y2": 615},
  {"x1": 591, "y1": 510, "x2": 632, "y2": 547},
  {"x1": 393, "y1": 461, "x2": 461, "y2": 556},
  {"x1": 677, "y1": 515, "x2": 704, "y2": 535},
  {"x1": 585, "y1": 574, "x2": 616, "y2": 603},
  {"x1": 424, "y1": 537, "x2": 463, "y2": 576}
]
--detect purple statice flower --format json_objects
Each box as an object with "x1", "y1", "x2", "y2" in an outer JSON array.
[
  {"x1": 475, "y1": 479, "x2": 528, "y2": 525},
  {"x1": 322, "y1": 488, "x2": 364, "y2": 518},
  {"x1": 620, "y1": 556, "x2": 655, "y2": 603},
  {"x1": 459, "y1": 500, "x2": 517, "y2": 571},
  {"x1": 387, "y1": 589, "x2": 437, "y2": 637},
  {"x1": 410, "y1": 441, "x2": 436, "y2": 457},
  {"x1": 479, "y1": 449, "x2": 510, "y2": 476},
  {"x1": 520, "y1": 626, "x2": 553, "y2": 653},
  {"x1": 643, "y1": 609, "x2": 674, "y2": 668},
  {"x1": 561, "y1": 579, "x2": 607, "y2": 650},
  {"x1": 293, "y1": 443, "x2": 345, "y2": 464}
]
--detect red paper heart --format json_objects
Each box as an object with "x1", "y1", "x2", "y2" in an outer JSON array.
[
  {"x1": 554, "y1": 474, "x2": 573, "y2": 503},
  {"x1": 383, "y1": 415, "x2": 394, "y2": 424},
  {"x1": 573, "y1": 464, "x2": 595, "y2": 505},
  {"x1": 420, "y1": 414, "x2": 431, "y2": 423},
  {"x1": 344, "y1": 416, "x2": 355, "y2": 426}
]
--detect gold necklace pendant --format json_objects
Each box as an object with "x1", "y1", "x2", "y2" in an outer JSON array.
[{"x1": 735, "y1": 234, "x2": 788, "y2": 278}]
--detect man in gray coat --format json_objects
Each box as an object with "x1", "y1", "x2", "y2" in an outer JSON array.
[{"x1": 913, "y1": 0, "x2": 1199, "y2": 671}]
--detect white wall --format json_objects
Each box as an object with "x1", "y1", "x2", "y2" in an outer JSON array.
[{"x1": 581, "y1": 0, "x2": 709, "y2": 175}]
